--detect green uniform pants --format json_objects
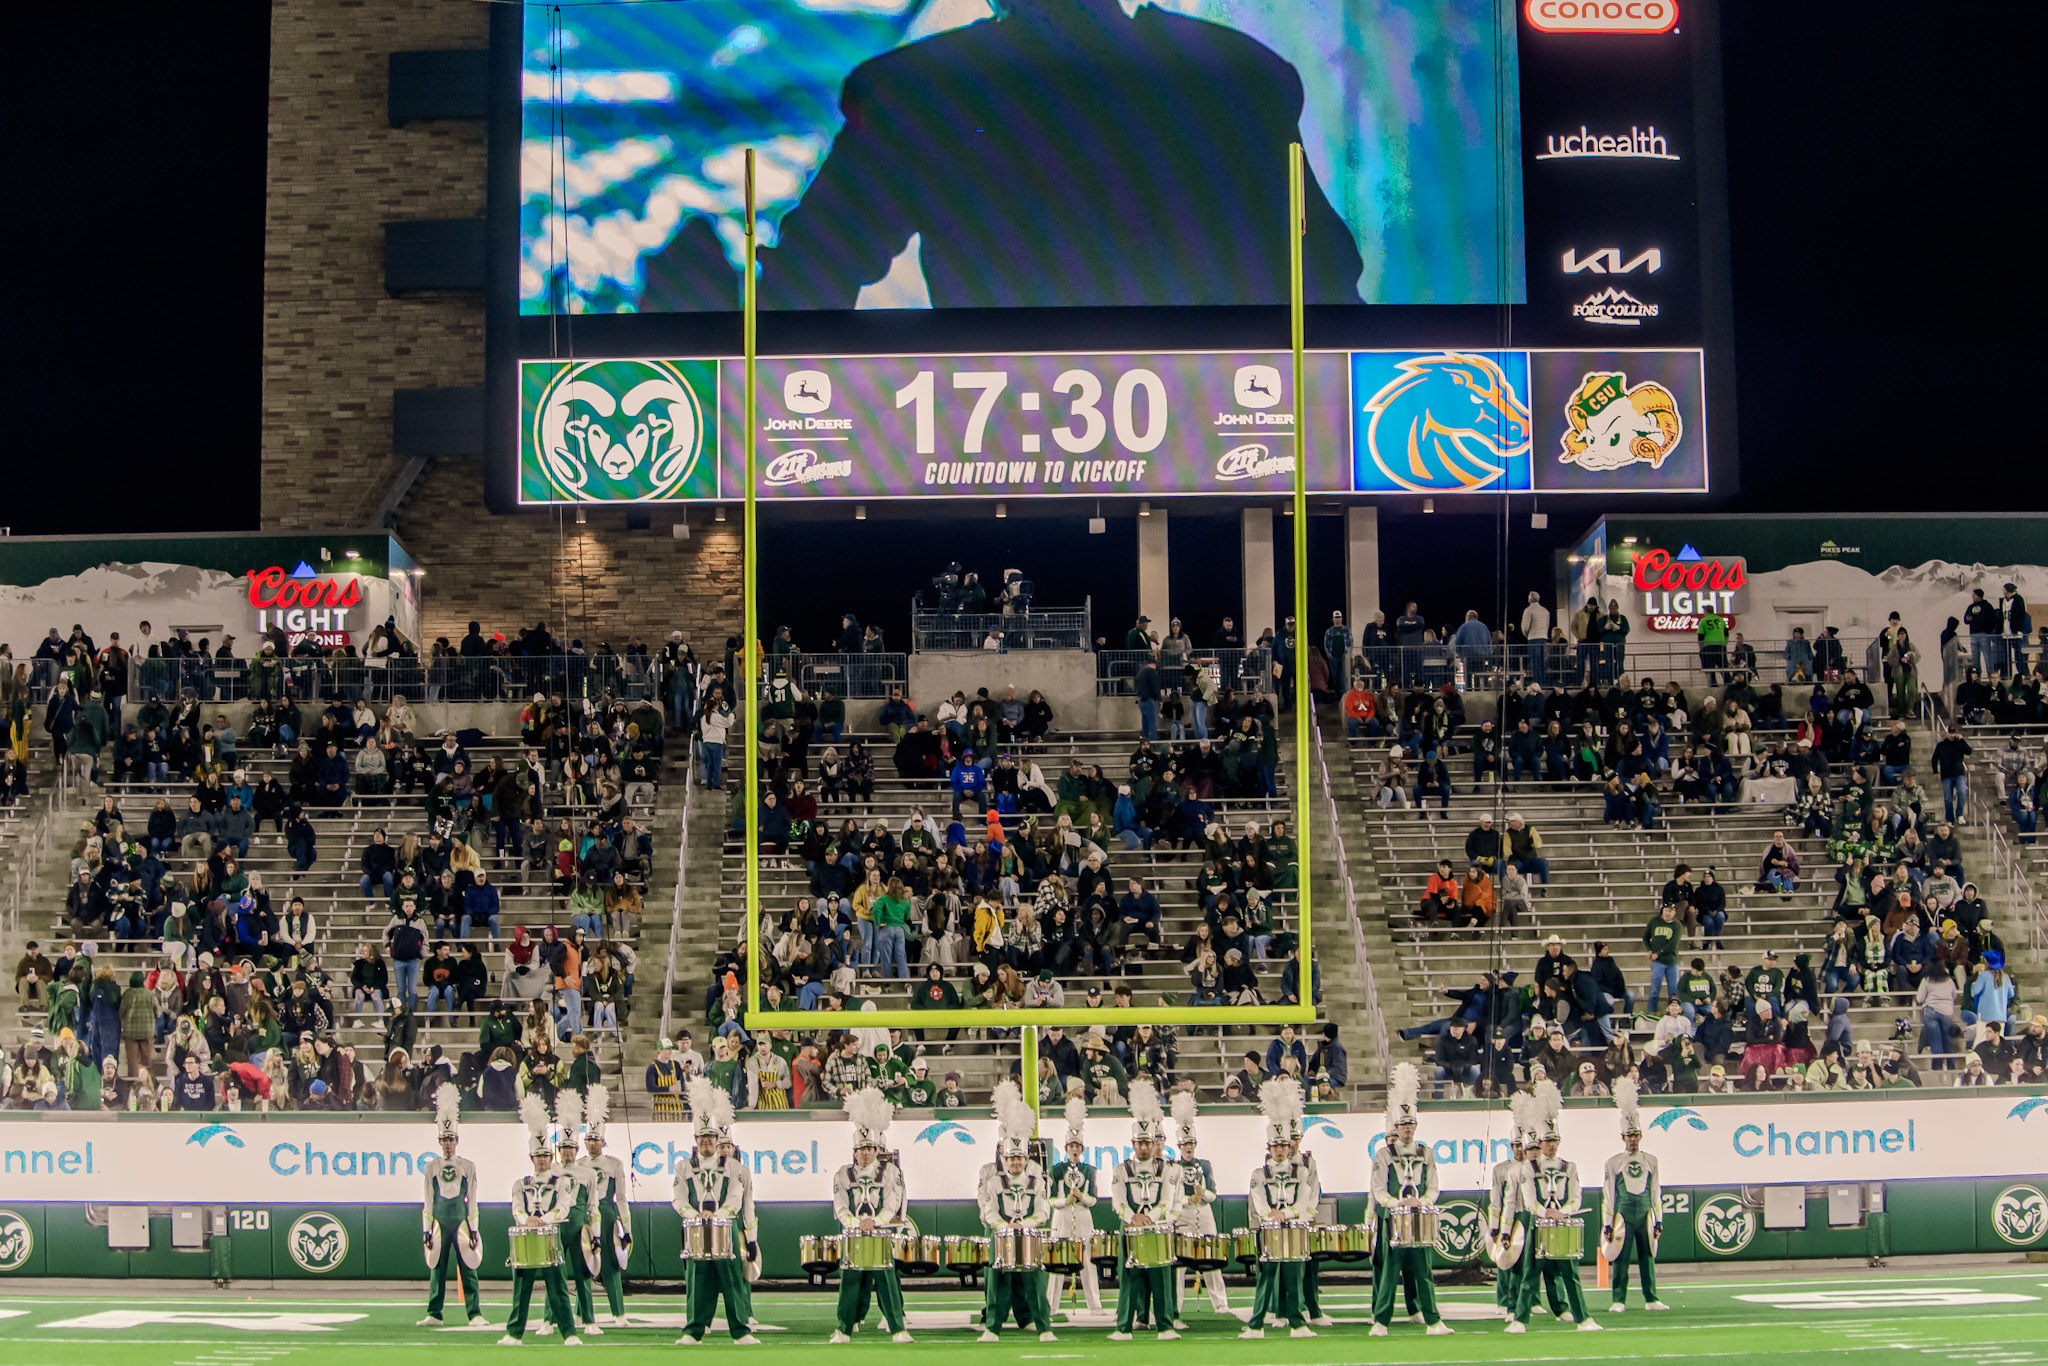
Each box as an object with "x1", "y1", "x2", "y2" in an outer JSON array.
[
  {"x1": 1610, "y1": 1213, "x2": 1659, "y2": 1306},
  {"x1": 1514, "y1": 1254, "x2": 1587, "y2": 1324},
  {"x1": 1302, "y1": 1258, "x2": 1322, "y2": 1317},
  {"x1": 1248, "y1": 1259, "x2": 1305, "y2": 1330},
  {"x1": 837, "y1": 1269, "x2": 906, "y2": 1334},
  {"x1": 1494, "y1": 1213, "x2": 1561, "y2": 1315},
  {"x1": 1114, "y1": 1264, "x2": 1177, "y2": 1333},
  {"x1": 560, "y1": 1222, "x2": 595, "y2": 1324},
  {"x1": 981, "y1": 1263, "x2": 1033, "y2": 1331},
  {"x1": 426, "y1": 1222, "x2": 480, "y2": 1321},
  {"x1": 984, "y1": 1268, "x2": 1051, "y2": 1335},
  {"x1": 1371, "y1": 1238, "x2": 1440, "y2": 1326},
  {"x1": 506, "y1": 1266, "x2": 574, "y2": 1340},
  {"x1": 683, "y1": 1256, "x2": 750, "y2": 1341},
  {"x1": 594, "y1": 1213, "x2": 626, "y2": 1318}
]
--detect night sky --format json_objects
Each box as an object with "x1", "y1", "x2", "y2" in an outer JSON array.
[{"x1": 9, "y1": 3, "x2": 2041, "y2": 645}]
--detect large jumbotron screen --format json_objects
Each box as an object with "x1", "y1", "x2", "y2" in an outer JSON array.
[{"x1": 485, "y1": 0, "x2": 1731, "y2": 508}]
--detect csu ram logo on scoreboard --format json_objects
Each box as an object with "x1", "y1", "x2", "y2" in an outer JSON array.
[{"x1": 522, "y1": 359, "x2": 719, "y2": 504}]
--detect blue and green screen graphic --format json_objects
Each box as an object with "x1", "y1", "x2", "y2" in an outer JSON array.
[{"x1": 519, "y1": 0, "x2": 1525, "y2": 314}]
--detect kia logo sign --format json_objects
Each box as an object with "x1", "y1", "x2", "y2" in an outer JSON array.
[{"x1": 1527, "y1": 0, "x2": 1678, "y2": 34}]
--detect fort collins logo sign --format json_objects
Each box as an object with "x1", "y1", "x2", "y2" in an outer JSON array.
[
  {"x1": 1631, "y1": 546, "x2": 1747, "y2": 632},
  {"x1": 250, "y1": 564, "x2": 363, "y2": 648}
]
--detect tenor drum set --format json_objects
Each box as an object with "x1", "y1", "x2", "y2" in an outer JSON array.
[
  {"x1": 1534, "y1": 1215, "x2": 1584, "y2": 1261},
  {"x1": 680, "y1": 1216, "x2": 735, "y2": 1261},
  {"x1": 1387, "y1": 1205, "x2": 1441, "y2": 1249},
  {"x1": 1309, "y1": 1222, "x2": 1376, "y2": 1262},
  {"x1": 1121, "y1": 1229, "x2": 1177, "y2": 1269}
]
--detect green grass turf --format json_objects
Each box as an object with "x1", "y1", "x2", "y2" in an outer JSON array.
[{"x1": 3, "y1": 1267, "x2": 2046, "y2": 1366}]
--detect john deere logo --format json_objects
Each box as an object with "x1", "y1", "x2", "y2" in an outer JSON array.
[
  {"x1": 1694, "y1": 1194, "x2": 1756, "y2": 1255},
  {"x1": 1434, "y1": 1199, "x2": 1485, "y2": 1263},
  {"x1": 1991, "y1": 1185, "x2": 2047, "y2": 1247},
  {"x1": 286, "y1": 1212, "x2": 349, "y2": 1273},
  {"x1": 0, "y1": 1210, "x2": 32, "y2": 1272},
  {"x1": 525, "y1": 358, "x2": 715, "y2": 503}
]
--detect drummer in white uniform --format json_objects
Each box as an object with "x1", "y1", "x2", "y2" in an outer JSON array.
[
  {"x1": 1046, "y1": 1094, "x2": 1103, "y2": 1314},
  {"x1": 1241, "y1": 1079, "x2": 1315, "y2": 1340},
  {"x1": 671, "y1": 1078, "x2": 757, "y2": 1346},
  {"x1": 419, "y1": 1083, "x2": 486, "y2": 1328},
  {"x1": 500, "y1": 1095, "x2": 580, "y2": 1347},
  {"x1": 1169, "y1": 1091, "x2": 1230, "y2": 1321},
  {"x1": 1507, "y1": 1080, "x2": 1600, "y2": 1334},
  {"x1": 830, "y1": 1087, "x2": 913, "y2": 1343}
]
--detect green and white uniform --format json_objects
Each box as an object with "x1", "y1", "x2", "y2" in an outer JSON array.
[
  {"x1": 1246, "y1": 1158, "x2": 1313, "y2": 1331},
  {"x1": 979, "y1": 1169, "x2": 1054, "y2": 1336},
  {"x1": 505, "y1": 1172, "x2": 578, "y2": 1341},
  {"x1": 585, "y1": 1151, "x2": 630, "y2": 1319},
  {"x1": 559, "y1": 1158, "x2": 598, "y2": 1327},
  {"x1": 421, "y1": 1155, "x2": 481, "y2": 1322},
  {"x1": 1369, "y1": 1139, "x2": 1443, "y2": 1327},
  {"x1": 1173, "y1": 1156, "x2": 1230, "y2": 1314},
  {"x1": 1488, "y1": 1154, "x2": 1523, "y2": 1313},
  {"x1": 1513, "y1": 1157, "x2": 1589, "y2": 1324},
  {"x1": 1296, "y1": 1149, "x2": 1327, "y2": 1321},
  {"x1": 1601, "y1": 1149, "x2": 1662, "y2": 1307},
  {"x1": 671, "y1": 1153, "x2": 751, "y2": 1342},
  {"x1": 833, "y1": 1159, "x2": 908, "y2": 1335},
  {"x1": 1109, "y1": 1156, "x2": 1183, "y2": 1333},
  {"x1": 1047, "y1": 1159, "x2": 1102, "y2": 1312}
]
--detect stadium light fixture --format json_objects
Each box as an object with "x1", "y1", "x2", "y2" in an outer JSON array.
[
  {"x1": 715, "y1": 505, "x2": 727, "y2": 523},
  {"x1": 1422, "y1": 499, "x2": 1435, "y2": 514},
  {"x1": 855, "y1": 503, "x2": 866, "y2": 520},
  {"x1": 1138, "y1": 500, "x2": 1151, "y2": 517},
  {"x1": 996, "y1": 502, "x2": 1007, "y2": 519},
  {"x1": 575, "y1": 508, "x2": 587, "y2": 524}
]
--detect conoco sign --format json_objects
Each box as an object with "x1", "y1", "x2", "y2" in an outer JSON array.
[
  {"x1": 248, "y1": 564, "x2": 363, "y2": 646},
  {"x1": 1631, "y1": 548, "x2": 1747, "y2": 631}
]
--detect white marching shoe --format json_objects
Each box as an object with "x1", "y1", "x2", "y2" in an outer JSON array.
[
  {"x1": 1171, "y1": 1320, "x2": 1190, "y2": 1331},
  {"x1": 417, "y1": 1317, "x2": 443, "y2": 1327},
  {"x1": 734, "y1": 1335, "x2": 761, "y2": 1345},
  {"x1": 1238, "y1": 1328, "x2": 1265, "y2": 1340},
  {"x1": 470, "y1": 1316, "x2": 491, "y2": 1328},
  {"x1": 674, "y1": 1336, "x2": 699, "y2": 1346},
  {"x1": 1608, "y1": 1302, "x2": 1625, "y2": 1314},
  {"x1": 1310, "y1": 1315, "x2": 1336, "y2": 1327},
  {"x1": 894, "y1": 1332, "x2": 916, "y2": 1344},
  {"x1": 829, "y1": 1332, "x2": 851, "y2": 1344},
  {"x1": 1107, "y1": 1331, "x2": 1133, "y2": 1341},
  {"x1": 497, "y1": 1336, "x2": 523, "y2": 1347},
  {"x1": 581, "y1": 1324, "x2": 604, "y2": 1336},
  {"x1": 1158, "y1": 1330, "x2": 1181, "y2": 1341},
  {"x1": 1369, "y1": 1324, "x2": 1389, "y2": 1337},
  {"x1": 977, "y1": 1330, "x2": 1000, "y2": 1343},
  {"x1": 561, "y1": 1336, "x2": 583, "y2": 1347},
  {"x1": 1290, "y1": 1327, "x2": 1317, "y2": 1339},
  {"x1": 1558, "y1": 1313, "x2": 1575, "y2": 1324},
  {"x1": 1646, "y1": 1300, "x2": 1671, "y2": 1311},
  {"x1": 1578, "y1": 1320, "x2": 1605, "y2": 1332},
  {"x1": 1505, "y1": 1321, "x2": 1527, "y2": 1334},
  {"x1": 1038, "y1": 1332, "x2": 1058, "y2": 1343},
  {"x1": 532, "y1": 1324, "x2": 554, "y2": 1337},
  {"x1": 1427, "y1": 1322, "x2": 1454, "y2": 1335}
]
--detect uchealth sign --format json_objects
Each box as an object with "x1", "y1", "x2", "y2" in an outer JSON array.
[{"x1": 4, "y1": 1094, "x2": 2042, "y2": 1205}]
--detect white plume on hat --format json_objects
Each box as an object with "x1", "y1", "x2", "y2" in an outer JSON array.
[
  {"x1": 846, "y1": 1085, "x2": 894, "y2": 1151},
  {"x1": 555, "y1": 1089, "x2": 582, "y2": 1145},
  {"x1": 520, "y1": 1093, "x2": 551, "y2": 1155},
  {"x1": 1614, "y1": 1075, "x2": 1642, "y2": 1136},
  {"x1": 1535, "y1": 1078, "x2": 1563, "y2": 1143},
  {"x1": 1257, "y1": 1077, "x2": 1301, "y2": 1145},
  {"x1": 434, "y1": 1081, "x2": 461, "y2": 1141},
  {"x1": 1063, "y1": 1094, "x2": 1088, "y2": 1149},
  {"x1": 1386, "y1": 1061, "x2": 1421, "y2": 1133},
  {"x1": 688, "y1": 1074, "x2": 730, "y2": 1137},
  {"x1": 994, "y1": 1079, "x2": 1035, "y2": 1156},
  {"x1": 1509, "y1": 1090, "x2": 1538, "y2": 1148},
  {"x1": 1171, "y1": 1089, "x2": 1200, "y2": 1143},
  {"x1": 1128, "y1": 1077, "x2": 1165, "y2": 1142},
  {"x1": 586, "y1": 1083, "x2": 610, "y2": 1141}
]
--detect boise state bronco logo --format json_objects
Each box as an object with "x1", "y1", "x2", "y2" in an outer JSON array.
[
  {"x1": 524, "y1": 358, "x2": 715, "y2": 503},
  {"x1": 1355, "y1": 352, "x2": 1533, "y2": 492},
  {"x1": 1558, "y1": 370, "x2": 1681, "y2": 472}
]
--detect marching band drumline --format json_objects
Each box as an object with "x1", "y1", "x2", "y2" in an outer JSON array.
[{"x1": 422, "y1": 1061, "x2": 1666, "y2": 1345}]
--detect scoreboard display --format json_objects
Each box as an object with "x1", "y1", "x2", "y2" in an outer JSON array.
[{"x1": 486, "y1": 0, "x2": 1732, "y2": 509}]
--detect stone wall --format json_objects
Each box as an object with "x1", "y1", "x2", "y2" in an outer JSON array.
[{"x1": 261, "y1": 0, "x2": 739, "y2": 650}]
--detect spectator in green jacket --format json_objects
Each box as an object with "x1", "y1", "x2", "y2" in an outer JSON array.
[
  {"x1": 118, "y1": 970, "x2": 156, "y2": 1081},
  {"x1": 1642, "y1": 903, "x2": 1684, "y2": 1015}
]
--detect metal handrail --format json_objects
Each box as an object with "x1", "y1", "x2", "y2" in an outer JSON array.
[
  {"x1": 4, "y1": 759, "x2": 72, "y2": 939},
  {"x1": 657, "y1": 737, "x2": 697, "y2": 1047},
  {"x1": 1310, "y1": 714, "x2": 1389, "y2": 1081},
  {"x1": 1977, "y1": 778, "x2": 2047, "y2": 953}
]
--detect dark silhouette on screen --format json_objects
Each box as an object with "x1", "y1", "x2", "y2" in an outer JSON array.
[{"x1": 743, "y1": 0, "x2": 1366, "y2": 310}]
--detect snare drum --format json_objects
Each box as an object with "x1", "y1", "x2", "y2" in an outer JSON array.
[
  {"x1": 1231, "y1": 1228, "x2": 1261, "y2": 1265},
  {"x1": 1045, "y1": 1237, "x2": 1084, "y2": 1271},
  {"x1": 1258, "y1": 1221, "x2": 1311, "y2": 1263},
  {"x1": 842, "y1": 1231, "x2": 896, "y2": 1270},
  {"x1": 1175, "y1": 1233, "x2": 1232, "y2": 1270},
  {"x1": 681, "y1": 1216, "x2": 735, "y2": 1261},
  {"x1": 1122, "y1": 1228, "x2": 1176, "y2": 1269},
  {"x1": 1387, "y1": 1204, "x2": 1440, "y2": 1249},
  {"x1": 798, "y1": 1234, "x2": 842, "y2": 1275},
  {"x1": 989, "y1": 1229, "x2": 1046, "y2": 1270},
  {"x1": 1308, "y1": 1223, "x2": 1364, "y2": 1261},
  {"x1": 944, "y1": 1235, "x2": 989, "y2": 1271},
  {"x1": 508, "y1": 1225, "x2": 562, "y2": 1270},
  {"x1": 1336, "y1": 1222, "x2": 1376, "y2": 1261},
  {"x1": 894, "y1": 1234, "x2": 946, "y2": 1274},
  {"x1": 1534, "y1": 1216, "x2": 1584, "y2": 1262},
  {"x1": 1086, "y1": 1231, "x2": 1121, "y2": 1269}
]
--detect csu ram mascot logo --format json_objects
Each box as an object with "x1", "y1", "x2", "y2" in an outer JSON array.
[
  {"x1": 0, "y1": 1209, "x2": 32, "y2": 1272},
  {"x1": 1558, "y1": 370, "x2": 1682, "y2": 473},
  {"x1": 1991, "y1": 1185, "x2": 2047, "y2": 1247},
  {"x1": 1358, "y1": 353, "x2": 1532, "y2": 492},
  {"x1": 1694, "y1": 1194, "x2": 1757, "y2": 1256},
  {"x1": 287, "y1": 1211, "x2": 350, "y2": 1274},
  {"x1": 527, "y1": 359, "x2": 712, "y2": 502}
]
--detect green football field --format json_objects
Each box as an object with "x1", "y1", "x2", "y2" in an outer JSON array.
[{"x1": 3, "y1": 1264, "x2": 2046, "y2": 1366}]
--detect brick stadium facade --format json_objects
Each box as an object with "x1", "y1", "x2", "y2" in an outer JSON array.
[{"x1": 259, "y1": 0, "x2": 739, "y2": 651}]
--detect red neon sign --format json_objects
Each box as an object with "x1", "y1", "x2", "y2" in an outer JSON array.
[
  {"x1": 247, "y1": 566, "x2": 363, "y2": 612},
  {"x1": 1630, "y1": 548, "x2": 1746, "y2": 595}
]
